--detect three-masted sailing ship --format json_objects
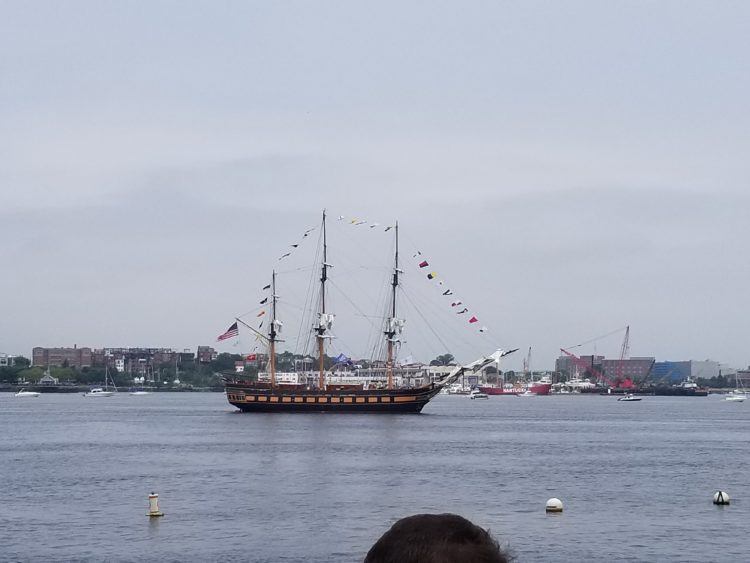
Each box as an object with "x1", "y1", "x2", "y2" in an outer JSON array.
[{"x1": 223, "y1": 211, "x2": 501, "y2": 413}]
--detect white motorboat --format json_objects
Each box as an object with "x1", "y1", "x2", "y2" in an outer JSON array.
[
  {"x1": 517, "y1": 390, "x2": 536, "y2": 397},
  {"x1": 618, "y1": 394, "x2": 642, "y2": 402},
  {"x1": 84, "y1": 387, "x2": 115, "y2": 397},
  {"x1": 15, "y1": 388, "x2": 40, "y2": 397},
  {"x1": 129, "y1": 390, "x2": 151, "y2": 396},
  {"x1": 469, "y1": 390, "x2": 488, "y2": 400}
]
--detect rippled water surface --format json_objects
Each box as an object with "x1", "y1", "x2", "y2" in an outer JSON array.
[{"x1": 1, "y1": 392, "x2": 748, "y2": 562}]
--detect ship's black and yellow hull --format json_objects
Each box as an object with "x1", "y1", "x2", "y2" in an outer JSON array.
[{"x1": 225, "y1": 383, "x2": 442, "y2": 413}]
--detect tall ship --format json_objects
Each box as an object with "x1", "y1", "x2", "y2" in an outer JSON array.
[{"x1": 223, "y1": 211, "x2": 502, "y2": 413}]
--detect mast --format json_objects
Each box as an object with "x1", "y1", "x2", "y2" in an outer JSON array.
[
  {"x1": 316, "y1": 210, "x2": 329, "y2": 389},
  {"x1": 385, "y1": 221, "x2": 400, "y2": 390},
  {"x1": 269, "y1": 270, "x2": 277, "y2": 387}
]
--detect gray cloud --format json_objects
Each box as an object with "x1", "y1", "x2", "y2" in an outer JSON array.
[{"x1": 2, "y1": 1, "x2": 749, "y2": 370}]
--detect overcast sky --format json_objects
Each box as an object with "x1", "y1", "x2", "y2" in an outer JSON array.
[{"x1": 2, "y1": 1, "x2": 749, "y2": 370}]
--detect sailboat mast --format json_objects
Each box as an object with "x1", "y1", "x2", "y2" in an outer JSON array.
[
  {"x1": 386, "y1": 221, "x2": 399, "y2": 390},
  {"x1": 318, "y1": 210, "x2": 328, "y2": 389},
  {"x1": 269, "y1": 269, "x2": 277, "y2": 387}
]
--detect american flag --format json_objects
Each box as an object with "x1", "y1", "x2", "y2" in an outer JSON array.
[{"x1": 217, "y1": 322, "x2": 239, "y2": 341}]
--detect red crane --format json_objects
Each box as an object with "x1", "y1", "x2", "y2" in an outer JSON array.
[{"x1": 560, "y1": 348, "x2": 618, "y2": 388}]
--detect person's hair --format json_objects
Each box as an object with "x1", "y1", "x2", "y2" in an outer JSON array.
[{"x1": 364, "y1": 513, "x2": 511, "y2": 563}]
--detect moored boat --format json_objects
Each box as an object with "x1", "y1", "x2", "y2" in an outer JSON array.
[
  {"x1": 528, "y1": 377, "x2": 553, "y2": 395},
  {"x1": 724, "y1": 374, "x2": 747, "y2": 402},
  {"x1": 477, "y1": 385, "x2": 518, "y2": 396},
  {"x1": 651, "y1": 377, "x2": 708, "y2": 397},
  {"x1": 84, "y1": 367, "x2": 117, "y2": 397}
]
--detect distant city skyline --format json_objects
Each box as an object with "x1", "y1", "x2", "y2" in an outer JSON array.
[{"x1": 2, "y1": 2, "x2": 749, "y2": 371}]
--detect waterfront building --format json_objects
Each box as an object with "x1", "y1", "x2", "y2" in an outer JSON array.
[
  {"x1": 734, "y1": 369, "x2": 750, "y2": 388},
  {"x1": 650, "y1": 361, "x2": 690, "y2": 384},
  {"x1": 426, "y1": 365, "x2": 455, "y2": 383},
  {"x1": 92, "y1": 347, "x2": 189, "y2": 380},
  {"x1": 197, "y1": 346, "x2": 217, "y2": 363},
  {"x1": 689, "y1": 360, "x2": 721, "y2": 380},
  {"x1": 0, "y1": 353, "x2": 16, "y2": 367},
  {"x1": 555, "y1": 355, "x2": 604, "y2": 377},
  {"x1": 650, "y1": 360, "x2": 721, "y2": 384},
  {"x1": 38, "y1": 372, "x2": 59, "y2": 385},
  {"x1": 32, "y1": 346, "x2": 92, "y2": 369},
  {"x1": 555, "y1": 354, "x2": 653, "y2": 384},
  {"x1": 600, "y1": 357, "x2": 655, "y2": 381}
]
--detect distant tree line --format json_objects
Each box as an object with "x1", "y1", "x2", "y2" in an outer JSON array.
[{"x1": 0, "y1": 354, "x2": 240, "y2": 389}]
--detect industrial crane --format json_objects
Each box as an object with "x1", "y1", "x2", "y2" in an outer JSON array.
[
  {"x1": 559, "y1": 348, "x2": 635, "y2": 389},
  {"x1": 522, "y1": 347, "x2": 532, "y2": 378},
  {"x1": 616, "y1": 326, "x2": 631, "y2": 382}
]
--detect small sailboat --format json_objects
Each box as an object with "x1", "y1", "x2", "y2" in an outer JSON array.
[
  {"x1": 15, "y1": 388, "x2": 40, "y2": 397},
  {"x1": 84, "y1": 366, "x2": 117, "y2": 397},
  {"x1": 618, "y1": 393, "x2": 642, "y2": 402},
  {"x1": 725, "y1": 374, "x2": 747, "y2": 402}
]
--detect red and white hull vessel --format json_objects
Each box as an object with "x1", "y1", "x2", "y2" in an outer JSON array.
[{"x1": 478, "y1": 377, "x2": 552, "y2": 396}]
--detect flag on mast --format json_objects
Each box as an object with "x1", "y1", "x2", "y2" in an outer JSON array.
[{"x1": 217, "y1": 322, "x2": 239, "y2": 341}]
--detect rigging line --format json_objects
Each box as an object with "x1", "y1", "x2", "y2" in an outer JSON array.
[
  {"x1": 294, "y1": 225, "x2": 323, "y2": 357},
  {"x1": 400, "y1": 280, "x2": 481, "y2": 354},
  {"x1": 237, "y1": 304, "x2": 270, "y2": 319},
  {"x1": 566, "y1": 326, "x2": 628, "y2": 350},
  {"x1": 399, "y1": 295, "x2": 462, "y2": 361},
  {"x1": 277, "y1": 299, "x2": 316, "y2": 314},
  {"x1": 400, "y1": 286, "x2": 453, "y2": 355},
  {"x1": 363, "y1": 266, "x2": 392, "y2": 363},
  {"x1": 329, "y1": 333, "x2": 363, "y2": 362},
  {"x1": 368, "y1": 283, "x2": 390, "y2": 363},
  {"x1": 369, "y1": 272, "x2": 394, "y2": 363},
  {"x1": 398, "y1": 233, "x2": 481, "y2": 313},
  {"x1": 329, "y1": 219, "x2": 394, "y2": 269},
  {"x1": 405, "y1": 273, "x2": 507, "y2": 349},
  {"x1": 274, "y1": 266, "x2": 316, "y2": 275},
  {"x1": 328, "y1": 279, "x2": 379, "y2": 330}
]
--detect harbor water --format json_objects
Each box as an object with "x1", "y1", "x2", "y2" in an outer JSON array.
[{"x1": 1, "y1": 393, "x2": 748, "y2": 562}]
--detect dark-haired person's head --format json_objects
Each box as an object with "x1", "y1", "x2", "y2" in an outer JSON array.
[{"x1": 364, "y1": 513, "x2": 510, "y2": 563}]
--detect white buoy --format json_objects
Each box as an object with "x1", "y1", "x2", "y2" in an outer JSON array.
[
  {"x1": 546, "y1": 498, "x2": 563, "y2": 513},
  {"x1": 148, "y1": 492, "x2": 164, "y2": 517},
  {"x1": 713, "y1": 491, "x2": 730, "y2": 505}
]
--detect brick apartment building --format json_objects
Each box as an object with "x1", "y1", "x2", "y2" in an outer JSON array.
[
  {"x1": 555, "y1": 354, "x2": 654, "y2": 382},
  {"x1": 32, "y1": 346, "x2": 92, "y2": 369},
  {"x1": 197, "y1": 346, "x2": 217, "y2": 363}
]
